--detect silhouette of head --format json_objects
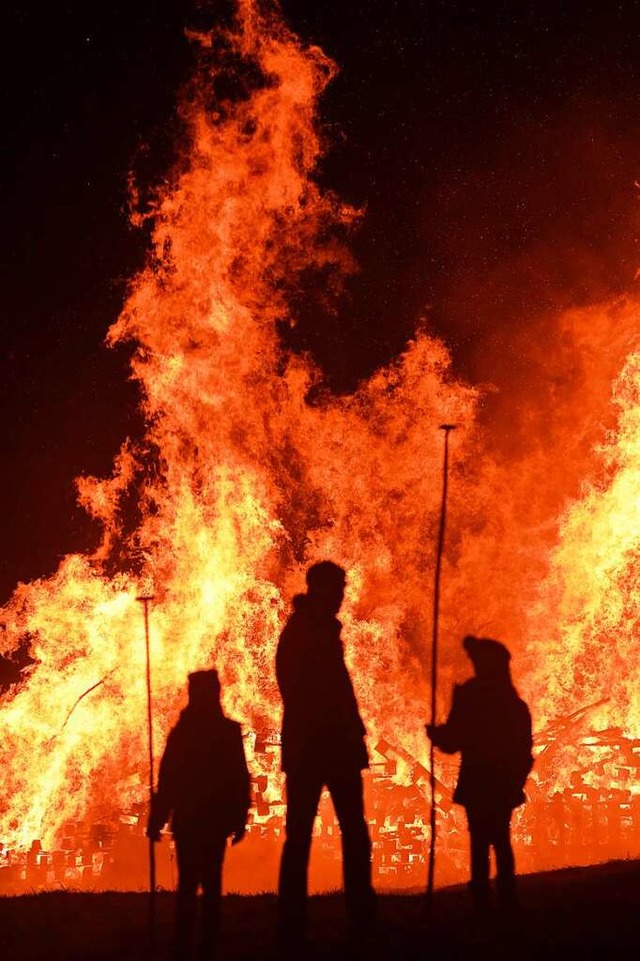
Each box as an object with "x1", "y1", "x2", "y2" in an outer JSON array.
[
  {"x1": 187, "y1": 669, "x2": 221, "y2": 707},
  {"x1": 306, "y1": 561, "x2": 346, "y2": 615},
  {"x1": 463, "y1": 635, "x2": 511, "y2": 680}
]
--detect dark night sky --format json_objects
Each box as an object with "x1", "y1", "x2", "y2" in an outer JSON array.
[{"x1": 2, "y1": 0, "x2": 640, "y2": 603}]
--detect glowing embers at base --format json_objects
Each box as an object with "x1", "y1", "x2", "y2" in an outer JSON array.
[
  {"x1": 1, "y1": 732, "x2": 638, "y2": 895},
  {"x1": 1, "y1": 0, "x2": 640, "y2": 889}
]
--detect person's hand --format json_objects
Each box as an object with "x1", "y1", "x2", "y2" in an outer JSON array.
[
  {"x1": 146, "y1": 824, "x2": 161, "y2": 843},
  {"x1": 230, "y1": 826, "x2": 246, "y2": 846}
]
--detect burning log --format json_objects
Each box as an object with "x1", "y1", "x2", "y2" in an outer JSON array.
[
  {"x1": 1, "y1": 728, "x2": 638, "y2": 895},
  {"x1": 58, "y1": 675, "x2": 113, "y2": 734}
]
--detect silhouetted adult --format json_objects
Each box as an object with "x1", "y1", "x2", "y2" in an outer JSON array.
[
  {"x1": 426, "y1": 635, "x2": 533, "y2": 914},
  {"x1": 276, "y1": 561, "x2": 377, "y2": 949},
  {"x1": 147, "y1": 670, "x2": 251, "y2": 961}
]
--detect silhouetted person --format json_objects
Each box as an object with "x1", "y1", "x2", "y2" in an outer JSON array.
[
  {"x1": 426, "y1": 635, "x2": 533, "y2": 915},
  {"x1": 276, "y1": 561, "x2": 377, "y2": 950},
  {"x1": 147, "y1": 670, "x2": 251, "y2": 961}
]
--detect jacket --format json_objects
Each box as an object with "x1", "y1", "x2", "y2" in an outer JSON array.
[
  {"x1": 276, "y1": 593, "x2": 369, "y2": 775},
  {"x1": 430, "y1": 677, "x2": 533, "y2": 811},
  {"x1": 149, "y1": 703, "x2": 251, "y2": 841}
]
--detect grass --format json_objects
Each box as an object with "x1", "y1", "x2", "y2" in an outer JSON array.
[{"x1": 1, "y1": 858, "x2": 638, "y2": 960}]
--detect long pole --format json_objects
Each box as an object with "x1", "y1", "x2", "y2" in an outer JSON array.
[
  {"x1": 426, "y1": 424, "x2": 456, "y2": 912},
  {"x1": 137, "y1": 594, "x2": 156, "y2": 958}
]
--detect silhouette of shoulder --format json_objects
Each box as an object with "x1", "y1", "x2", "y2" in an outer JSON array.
[{"x1": 437, "y1": 678, "x2": 532, "y2": 751}]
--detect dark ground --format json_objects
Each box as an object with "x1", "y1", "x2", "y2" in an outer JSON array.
[{"x1": 1, "y1": 858, "x2": 638, "y2": 960}]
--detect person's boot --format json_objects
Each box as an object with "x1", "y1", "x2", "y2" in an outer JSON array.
[
  {"x1": 275, "y1": 916, "x2": 307, "y2": 961},
  {"x1": 196, "y1": 932, "x2": 219, "y2": 961},
  {"x1": 468, "y1": 878, "x2": 492, "y2": 933},
  {"x1": 496, "y1": 874, "x2": 521, "y2": 935},
  {"x1": 172, "y1": 940, "x2": 193, "y2": 961},
  {"x1": 469, "y1": 878, "x2": 491, "y2": 907}
]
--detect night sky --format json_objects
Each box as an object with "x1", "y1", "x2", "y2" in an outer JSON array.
[{"x1": 2, "y1": 0, "x2": 640, "y2": 604}]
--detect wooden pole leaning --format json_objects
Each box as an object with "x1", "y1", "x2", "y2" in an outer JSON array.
[
  {"x1": 426, "y1": 424, "x2": 457, "y2": 913},
  {"x1": 137, "y1": 594, "x2": 156, "y2": 958}
]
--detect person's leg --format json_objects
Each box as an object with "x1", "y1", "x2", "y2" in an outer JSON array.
[
  {"x1": 465, "y1": 808, "x2": 492, "y2": 912},
  {"x1": 327, "y1": 770, "x2": 377, "y2": 935},
  {"x1": 277, "y1": 770, "x2": 324, "y2": 944},
  {"x1": 491, "y1": 809, "x2": 517, "y2": 911},
  {"x1": 174, "y1": 835, "x2": 201, "y2": 961},
  {"x1": 198, "y1": 837, "x2": 227, "y2": 960}
]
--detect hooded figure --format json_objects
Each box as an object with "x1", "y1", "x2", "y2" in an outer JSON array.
[
  {"x1": 277, "y1": 575, "x2": 368, "y2": 778},
  {"x1": 147, "y1": 669, "x2": 251, "y2": 961},
  {"x1": 275, "y1": 561, "x2": 376, "y2": 950},
  {"x1": 427, "y1": 636, "x2": 533, "y2": 913}
]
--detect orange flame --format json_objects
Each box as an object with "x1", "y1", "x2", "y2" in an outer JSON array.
[{"x1": 1, "y1": 0, "x2": 639, "y2": 889}]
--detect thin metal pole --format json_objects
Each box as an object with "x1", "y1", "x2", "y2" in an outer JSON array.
[
  {"x1": 137, "y1": 594, "x2": 156, "y2": 958},
  {"x1": 426, "y1": 424, "x2": 457, "y2": 912}
]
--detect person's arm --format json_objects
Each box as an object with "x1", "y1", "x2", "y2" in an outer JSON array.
[
  {"x1": 146, "y1": 727, "x2": 179, "y2": 841},
  {"x1": 230, "y1": 725, "x2": 252, "y2": 845},
  {"x1": 275, "y1": 620, "x2": 310, "y2": 722},
  {"x1": 426, "y1": 683, "x2": 466, "y2": 754},
  {"x1": 275, "y1": 623, "x2": 299, "y2": 702},
  {"x1": 516, "y1": 702, "x2": 535, "y2": 785},
  {"x1": 338, "y1": 659, "x2": 367, "y2": 738}
]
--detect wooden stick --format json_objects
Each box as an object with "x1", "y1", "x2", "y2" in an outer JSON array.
[
  {"x1": 137, "y1": 594, "x2": 156, "y2": 959},
  {"x1": 426, "y1": 424, "x2": 457, "y2": 912}
]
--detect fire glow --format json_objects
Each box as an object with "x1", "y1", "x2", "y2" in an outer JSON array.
[{"x1": 1, "y1": 0, "x2": 639, "y2": 893}]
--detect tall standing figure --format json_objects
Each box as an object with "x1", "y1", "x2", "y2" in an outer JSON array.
[
  {"x1": 276, "y1": 561, "x2": 377, "y2": 948},
  {"x1": 426, "y1": 635, "x2": 534, "y2": 915},
  {"x1": 146, "y1": 670, "x2": 251, "y2": 961}
]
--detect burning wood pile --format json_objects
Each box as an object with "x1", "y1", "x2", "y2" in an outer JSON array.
[
  {"x1": 1, "y1": 0, "x2": 640, "y2": 901},
  {"x1": 2, "y1": 729, "x2": 638, "y2": 895}
]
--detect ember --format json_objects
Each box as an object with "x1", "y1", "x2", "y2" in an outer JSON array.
[
  {"x1": 1, "y1": 0, "x2": 639, "y2": 896},
  {"x1": 1, "y1": 730, "x2": 638, "y2": 894}
]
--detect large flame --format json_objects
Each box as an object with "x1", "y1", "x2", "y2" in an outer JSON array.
[
  {"x1": 1, "y1": 0, "x2": 639, "y2": 890},
  {"x1": 526, "y1": 341, "x2": 640, "y2": 736}
]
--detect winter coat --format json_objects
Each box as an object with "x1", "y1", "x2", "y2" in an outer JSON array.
[
  {"x1": 149, "y1": 703, "x2": 251, "y2": 841},
  {"x1": 430, "y1": 677, "x2": 533, "y2": 812},
  {"x1": 276, "y1": 593, "x2": 369, "y2": 775}
]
